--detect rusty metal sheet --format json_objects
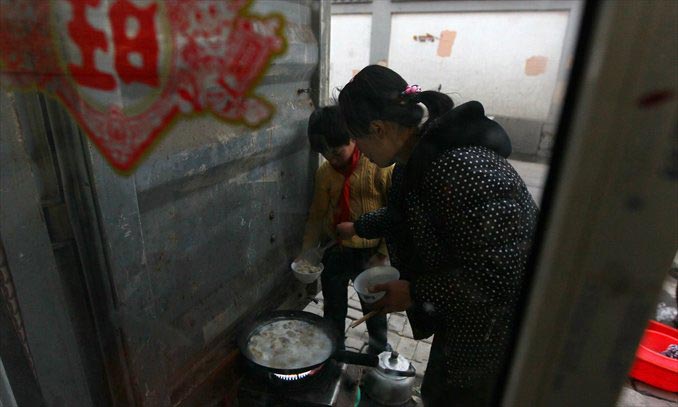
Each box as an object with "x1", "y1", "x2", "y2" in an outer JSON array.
[{"x1": 79, "y1": 1, "x2": 323, "y2": 404}]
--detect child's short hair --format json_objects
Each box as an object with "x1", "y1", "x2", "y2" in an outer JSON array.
[{"x1": 307, "y1": 106, "x2": 350, "y2": 154}]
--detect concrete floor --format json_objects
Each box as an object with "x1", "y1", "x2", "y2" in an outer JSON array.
[{"x1": 302, "y1": 158, "x2": 678, "y2": 406}]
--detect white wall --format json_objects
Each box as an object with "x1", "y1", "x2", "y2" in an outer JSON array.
[
  {"x1": 329, "y1": 14, "x2": 371, "y2": 101},
  {"x1": 388, "y1": 12, "x2": 569, "y2": 121}
]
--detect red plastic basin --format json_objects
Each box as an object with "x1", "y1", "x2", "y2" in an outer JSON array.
[
  {"x1": 647, "y1": 319, "x2": 678, "y2": 339},
  {"x1": 629, "y1": 321, "x2": 678, "y2": 392}
]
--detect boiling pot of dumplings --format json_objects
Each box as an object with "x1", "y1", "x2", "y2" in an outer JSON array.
[{"x1": 238, "y1": 310, "x2": 380, "y2": 375}]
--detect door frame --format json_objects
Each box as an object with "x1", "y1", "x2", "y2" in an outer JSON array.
[{"x1": 503, "y1": 1, "x2": 677, "y2": 405}]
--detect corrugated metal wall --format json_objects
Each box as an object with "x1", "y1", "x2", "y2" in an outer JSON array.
[
  {"x1": 89, "y1": 1, "x2": 323, "y2": 404},
  {"x1": 0, "y1": 1, "x2": 326, "y2": 405}
]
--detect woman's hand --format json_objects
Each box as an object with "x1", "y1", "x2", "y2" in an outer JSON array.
[
  {"x1": 336, "y1": 222, "x2": 356, "y2": 240},
  {"x1": 369, "y1": 280, "x2": 412, "y2": 314}
]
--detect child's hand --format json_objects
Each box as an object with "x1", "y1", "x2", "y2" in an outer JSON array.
[{"x1": 336, "y1": 222, "x2": 356, "y2": 239}]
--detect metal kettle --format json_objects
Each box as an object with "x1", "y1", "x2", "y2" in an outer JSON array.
[{"x1": 362, "y1": 350, "x2": 416, "y2": 405}]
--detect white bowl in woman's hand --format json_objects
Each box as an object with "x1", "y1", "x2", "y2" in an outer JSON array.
[{"x1": 353, "y1": 266, "x2": 400, "y2": 303}]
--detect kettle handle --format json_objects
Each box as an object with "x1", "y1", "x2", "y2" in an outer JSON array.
[{"x1": 332, "y1": 350, "x2": 379, "y2": 367}]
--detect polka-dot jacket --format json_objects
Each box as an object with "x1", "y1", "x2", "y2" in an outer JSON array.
[{"x1": 354, "y1": 101, "x2": 539, "y2": 388}]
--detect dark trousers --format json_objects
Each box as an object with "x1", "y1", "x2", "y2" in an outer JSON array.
[
  {"x1": 321, "y1": 246, "x2": 389, "y2": 352},
  {"x1": 421, "y1": 335, "x2": 501, "y2": 407}
]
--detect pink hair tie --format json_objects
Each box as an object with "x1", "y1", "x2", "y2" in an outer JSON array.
[{"x1": 403, "y1": 84, "x2": 422, "y2": 95}]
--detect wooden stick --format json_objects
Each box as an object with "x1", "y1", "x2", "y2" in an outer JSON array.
[{"x1": 350, "y1": 310, "x2": 379, "y2": 329}]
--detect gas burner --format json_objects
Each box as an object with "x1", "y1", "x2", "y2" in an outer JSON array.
[
  {"x1": 238, "y1": 360, "x2": 360, "y2": 406},
  {"x1": 272, "y1": 364, "x2": 324, "y2": 381}
]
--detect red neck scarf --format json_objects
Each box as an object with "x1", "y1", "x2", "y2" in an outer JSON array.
[{"x1": 332, "y1": 147, "x2": 361, "y2": 232}]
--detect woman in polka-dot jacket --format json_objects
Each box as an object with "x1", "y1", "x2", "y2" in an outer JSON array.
[{"x1": 336, "y1": 65, "x2": 538, "y2": 406}]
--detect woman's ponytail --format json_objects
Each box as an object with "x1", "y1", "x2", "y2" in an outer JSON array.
[{"x1": 417, "y1": 90, "x2": 454, "y2": 135}]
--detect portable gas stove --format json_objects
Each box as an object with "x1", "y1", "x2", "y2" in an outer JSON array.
[{"x1": 237, "y1": 359, "x2": 361, "y2": 406}]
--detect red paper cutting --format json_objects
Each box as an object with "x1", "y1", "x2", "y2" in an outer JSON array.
[{"x1": 0, "y1": 0, "x2": 286, "y2": 171}]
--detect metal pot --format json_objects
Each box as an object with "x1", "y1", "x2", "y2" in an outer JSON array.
[
  {"x1": 362, "y1": 351, "x2": 416, "y2": 406},
  {"x1": 238, "y1": 310, "x2": 379, "y2": 375}
]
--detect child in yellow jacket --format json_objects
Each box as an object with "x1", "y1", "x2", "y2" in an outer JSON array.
[{"x1": 299, "y1": 106, "x2": 392, "y2": 353}]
